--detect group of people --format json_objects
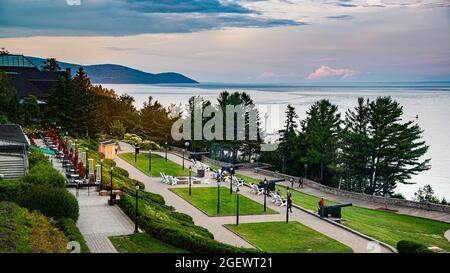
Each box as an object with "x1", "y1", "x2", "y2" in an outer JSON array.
[{"x1": 289, "y1": 177, "x2": 304, "y2": 189}]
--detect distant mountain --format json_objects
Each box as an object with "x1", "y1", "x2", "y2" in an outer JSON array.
[{"x1": 26, "y1": 56, "x2": 198, "y2": 84}]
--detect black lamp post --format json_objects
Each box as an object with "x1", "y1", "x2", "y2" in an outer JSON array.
[
  {"x1": 183, "y1": 141, "x2": 190, "y2": 170},
  {"x1": 236, "y1": 186, "x2": 240, "y2": 226},
  {"x1": 189, "y1": 166, "x2": 192, "y2": 196},
  {"x1": 229, "y1": 166, "x2": 234, "y2": 195},
  {"x1": 134, "y1": 183, "x2": 139, "y2": 233},
  {"x1": 85, "y1": 147, "x2": 89, "y2": 179},
  {"x1": 109, "y1": 166, "x2": 114, "y2": 205},
  {"x1": 165, "y1": 142, "x2": 168, "y2": 162},
  {"x1": 148, "y1": 149, "x2": 152, "y2": 172},
  {"x1": 135, "y1": 146, "x2": 140, "y2": 162},
  {"x1": 286, "y1": 187, "x2": 290, "y2": 223},
  {"x1": 263, "y1": 178, "x2": 268, "y2": 212},
  {"x1": 100, "y1": 159, "x2": 103, "y2": 191},
  {"x1": 217, "y1": 179, "x2": 221, "y2": 214}
]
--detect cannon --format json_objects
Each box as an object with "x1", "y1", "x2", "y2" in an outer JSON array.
[
  {"x1": 258, "y1": 178, "x2": 285, "y2": 191},
  {"x1": 319, "y1": 203, "x2": 352, "y2": 220}
]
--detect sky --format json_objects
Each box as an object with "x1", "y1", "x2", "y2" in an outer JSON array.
[{"x1": 0, "y1": 0, "x2": 449, "y2": 83}]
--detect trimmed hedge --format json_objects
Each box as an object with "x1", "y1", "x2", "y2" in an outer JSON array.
[
  {"x1": 0, "y1": 181, "x2": 79, "y2": 221},
  {"x1": 21, "y1": 162, "x2": 65, "y2": 188},
  {"x1": 120, "y1": 194, "x2": 259, "y2": 253},
  {"x1": 56, "y1": 218, "x2": 90, "y2": 253},
  {"x1": 397, "y1": 240, "x2": 433, "y2": 253}
]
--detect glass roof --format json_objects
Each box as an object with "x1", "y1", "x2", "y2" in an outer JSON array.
[{"x1": 0, "y1": 54, "x2": 36, "y2": 68}]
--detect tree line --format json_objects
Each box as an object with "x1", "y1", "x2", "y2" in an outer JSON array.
[{"x1": 265, "y1": 98, "x2": 431, "y2": 197}]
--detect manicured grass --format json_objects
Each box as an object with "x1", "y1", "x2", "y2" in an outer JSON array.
[
  {"x1": 171, "y1": 186, "x2": 277, "y2": 216},
  {"x1": 119, "y1": 152, "x2": 190, "y2": 177},
  {"x1": 226, "y1": 221, "x2": 353, "y2": 253},
  {"x1": 235, "y1": 173, "x2": 261, "y2": 184},
  {"x1": 276, "y1": 186, "x2": 450, "y2": 251},
  {"x1": 110, "y1": 232, "x2": 188, "y2": 253}
]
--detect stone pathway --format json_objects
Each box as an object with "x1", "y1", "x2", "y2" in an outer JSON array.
[
  {"x1": 115, "y1": 143, "x2": 393, "y2": 253},
  {"x1": 36, "y1": 139, "x2": 135, "y2": 253},
  {"x1": 445, "y1": 230, "x2": 450, "y2": 242},
  {"x1": 72, "y1": 188, "x2": 135, "y2": 253},
  {"x1": 236, "y1": 168, "x2": 450, "y2": 223}
]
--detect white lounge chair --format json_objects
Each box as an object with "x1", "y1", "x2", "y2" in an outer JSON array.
[
  {"x1": 250, "y1": 184, "x2": 259, "y2": 194},
  {"x1": 257, "y1": 187, "x2": 265, "y2": 195}
]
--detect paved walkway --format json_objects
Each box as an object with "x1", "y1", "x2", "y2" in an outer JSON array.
[
  {"x1": 445, "y1": 230, "x2": 450, "y2": 242},
  {"x1": 116, "y1": 143, "x2": 393, "y2": 253},
  {"x1": 37, "y1": 139, "x2": 135, "y2": 253},
  {"x1": 236, "y1": 169, "x2": 450, "y2": 223},
  {"x1": 71, "y1": 188, "x2": 135, "y2": 253}
]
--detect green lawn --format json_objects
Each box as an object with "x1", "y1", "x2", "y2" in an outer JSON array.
[
  {"x1": 171, "y1": 186, "x2": 277, "y2": 216},
  {"x1": 226, "y1": 221, "x2": 352, "y2": 253},
  {"x1": 276, "y1": 185, "x2": 450, "y2": 251},
  {"x1": 110, "y1": 233, "x2": 188, "y2": 253},
  {"x1": 119, "y1": 152, "x2": 190, "y2": 177}
]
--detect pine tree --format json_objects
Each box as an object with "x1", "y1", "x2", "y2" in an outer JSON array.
[
  {"x1": 302, "y1": 99, "x2": 341, "y2": 185},
  {"x1": 278, "y1": 104, "x2": 298, "y2": 173},
  {"x1": 0, "y1": 71, "x2": 19, "y2": 123}
]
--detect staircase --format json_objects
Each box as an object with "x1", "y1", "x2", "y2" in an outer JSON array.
[{"x1": 0, "y1": 155, "x2": 26, "y2": 180}]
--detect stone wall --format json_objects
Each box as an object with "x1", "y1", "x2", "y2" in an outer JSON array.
[
  {"x1": 254, "y1": 168, "x2": 450, "y2": 214},
  {"x1": 201, "y1": 156, "x2": 271, "y2": 169}
]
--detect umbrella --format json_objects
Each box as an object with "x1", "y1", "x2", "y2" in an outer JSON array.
[
  {"x1": 70, "y1": 148, "x2": 74, "y2": 162},
  {"x1": 79, "y1": 161, "x2": 84, "y2": 178}
]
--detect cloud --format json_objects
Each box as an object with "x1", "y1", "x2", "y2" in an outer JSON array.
[
  {"x1": 327, "y1": 15, "x2": 353, "y2": 20},
  {"x1": 308, "y1": 65, "x2": 359, "y2": 80},
  {"x1": 0, "y1": 0, "x2": 303, "y2": 37}
]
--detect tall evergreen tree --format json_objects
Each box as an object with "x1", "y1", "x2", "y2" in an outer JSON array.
[
  {"x1": 0, "y1": 71, "x2": 19, "y2": 123},
  {"x1": 302, "y1": 99, "x2": 341, "y2": 185},
  {"x1": 278, "y1": 104, "x2": 298, "y2": 173},
  {"x1": 366, "y1": 97, "x2": 430, "y2": 196}
]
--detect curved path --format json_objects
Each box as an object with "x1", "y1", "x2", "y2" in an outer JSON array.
[{"x1": 115, "y1": 143, "x2": 393, "y2": 253}]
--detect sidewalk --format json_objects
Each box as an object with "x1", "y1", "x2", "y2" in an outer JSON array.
[
  {"x1": 37, "y1": 139, "x2": 135, "y2": 253},
  {"x1": 115, "y1": 143, "x2": 393, "y2": 253},
  {"x1": 236, "y1": 168, "x2": 450, "y2": 223}
]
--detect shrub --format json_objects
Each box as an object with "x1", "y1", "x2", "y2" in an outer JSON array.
[
  {"x1": 113, "y1": 166, "x2": 129, "y2": 178},
  {"x1": 20, "y1": 186, "x2": 79, "y2": 221},
  {"x1": 397, "y1": 240, "x2": 433, "y2": 253},
  {"x1": 0, "y1": 201, "x2": 68, "y2": 253},
  {"x1": 56, "y1": 218, "x2": 90, "y2": 253},
  {"x1": 28, "y1": 150, "x2": 49, "y2": 169},
  {"x1": 22, "y1": 162, "x2": 65, "y2": 188},
  {"x1": 0, "y1": 182, "x2": 79, "y2": 221},
  {"x1": 120, "y1": 195, "x2": 258, "y2": 253},
  {"x1": 141, "y1": 140, "x2": 160, "y2": 151}
]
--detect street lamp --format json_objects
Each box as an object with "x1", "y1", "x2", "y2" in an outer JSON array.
[
  {"x1": 135, "y1": 146, "x2": 140, "y2": 163},
  {"x1": 134, "y1": 183, "x2": 139, "y2": 233},
  {"x1": 148, "y1": 149, "x2": 152, "y2": 172},
  {"x1": 286, "y1": 187, "x2": 290, "y2": 223},
  {"x1": 100, "y1": 159, "x2": 104, "y2": 191},
  {"x1": 236, "y1": 186, "x2": 240, "y2": 226},
  {"x1": 304, "y1": 163, "x2": 308, "y2": 180},
  {"x1": 189, "y1": 166, "x2": 192, "y2": 196},
  {"x1": 183, "y1": 141, "x2": 190, "y2": 170},
  {"x1": 109, "y1": 166, "x2": 114, "y2": 206},
  {"x1": 229, "y1": 166, "x2": 234, "y2": 195},
  {"x1": 263, "y1": 178, "x2": 268, "y2": 212},
  {"x1": 165, "y1": 142, "x2": 168, "y2": 162},
  {"x1": 217, "y1": 177, "x2": 221, "y2": 214},
  {"x1": 85, "y1": 147, "x2": 89, "y2": 178}
]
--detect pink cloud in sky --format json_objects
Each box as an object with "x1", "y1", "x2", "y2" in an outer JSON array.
[{"x1": 308, "y1": 65, "x2": 359, "y2": 80}]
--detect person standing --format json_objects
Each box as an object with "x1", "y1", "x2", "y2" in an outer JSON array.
[
  {"x1": 287, "y1": 192, "x2": 293, "y2": 213},
  {"x1": 290, "y1": 178, "x2": 294, "y2": 188},
  {"x1": 318, "y1": 197, "x2": 325, "y2": 217}
]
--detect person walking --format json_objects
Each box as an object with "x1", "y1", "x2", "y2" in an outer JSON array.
[
  {"x1": 318, "y1": 197, "x2": 325, "y2": 217},
  {"x1": 299, "y1": 177, "x2": 304, "y2": 188},
  {"x1": 290, "y1": 178, "x2": 294, "y2": 188},
  {"x1": 287, "y1": 192, "x2": 293, "y2": 213}
]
